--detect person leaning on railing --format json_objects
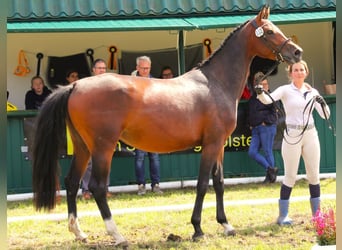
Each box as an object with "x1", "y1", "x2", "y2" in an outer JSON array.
[
  {"x1": 24, "y1": 76, "x2": 52, "y2": 110},
  {"x1": 247, "y1": 72, "x2": 278, "y2": 184},
  {"x1": 132, "y1": 56, "x2": 163, "y2": 195}
]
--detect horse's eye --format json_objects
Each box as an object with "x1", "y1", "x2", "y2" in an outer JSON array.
[{"x1": 266, "y1": 30, "x2": 274, "y2": 35}]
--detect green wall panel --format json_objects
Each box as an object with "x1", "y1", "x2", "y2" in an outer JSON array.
[{"x1": 7, "y1": 97, "x2": 336, "y2": 194}]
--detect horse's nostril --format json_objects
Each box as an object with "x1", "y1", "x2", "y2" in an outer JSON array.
[{"x1": 295, "y1": 50, "x2": 302, "y2": 56}]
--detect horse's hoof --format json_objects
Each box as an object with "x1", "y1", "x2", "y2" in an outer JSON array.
[
  {"x1": 74, "y1": 232, "x2": 88, "y2": 242},
  {"x1": 192, "y1": 232, "x2": 204, "y2": 241},
  {"x1": 115, "y1": 240, "x2": 129, "y2": 249},
  {"x1": 222, "y1": 223, "x2": 236, "y2": 236},
  {"x1": 75, "y1": 236, "x2": 87, "y2": 243},
  {"x1": 225, "y1": 229, "x2": 236, "y2": 236}
]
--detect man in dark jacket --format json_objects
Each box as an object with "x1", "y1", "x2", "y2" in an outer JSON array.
[{"x1": 248, "y1": 72, "x2": 278, "y2": 183}]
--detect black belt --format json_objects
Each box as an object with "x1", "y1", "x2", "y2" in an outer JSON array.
[{"x1": 250, "y1": 122, "x2": 273, "y2": 129}]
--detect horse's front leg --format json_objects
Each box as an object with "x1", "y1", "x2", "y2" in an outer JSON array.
[
  {"x1": 211, "y1": 162, "x2": 236, "y2": 236},
  {"x1": 191, "y1": 178, "x2": 208, "y2": 239},
  {"x1": 64, "y1": 157, "x2": 88, "y2": 241},
  {"x1": 90, "y1": 154, "x2": 128, "y2": 247},
  {"x1": 191, "y1": 151, "x2": 214, "y2": 240}
]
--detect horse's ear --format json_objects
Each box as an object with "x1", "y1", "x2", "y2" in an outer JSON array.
[
  {"x1": 264, "y1": 5, "x2": 270, "y2": 19},
  {"x1": 258, "y1": 5, "x2": 270, "y2": 21}
]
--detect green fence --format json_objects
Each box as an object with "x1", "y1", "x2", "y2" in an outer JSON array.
[{"x1": 7, "y1": 96, "x2": 336, "y2": 194}]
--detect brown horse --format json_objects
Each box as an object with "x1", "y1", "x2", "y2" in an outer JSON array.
[{"x1": 32, "y1": 6, "x2": 302, "y2": 246}]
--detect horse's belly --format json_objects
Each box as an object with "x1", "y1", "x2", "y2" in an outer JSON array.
[{"x1": 120, "y1": 129, "x2": 199, "y2": 153}]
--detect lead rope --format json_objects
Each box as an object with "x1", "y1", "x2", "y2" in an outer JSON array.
[
  {"x1": 262, "y1": 90, "x2": 307, "y2": 145},
  {"x1": 256, "y1": 60, "x2": 280, "y2": 83},
  {"x1": 284, "y1": 96, "x2": 335, "y2": 140},
  {"x1": 262, "y1": 91, "x2": 336, "y2": 145},
  {"x1": 317, "y1": 97, "x2": 336, "y2": 136},
  {"x1": 255, "y1": 60, "x2": 310, "y2": 145},
  {"x1": 283, "y1": 97, "x2": 316, "y2": 145}
]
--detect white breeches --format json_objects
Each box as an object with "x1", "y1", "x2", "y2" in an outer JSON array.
[{"x1": 281, "y1": 128, "x2": 320, "y2": 187}]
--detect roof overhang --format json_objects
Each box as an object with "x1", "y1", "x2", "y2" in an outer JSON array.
[
  {"x1": 187, "y1": 11, "x2": 336, "y2": 30},
  {"x1": 7, "y1": 11, "x2": 336, "y2": 33}
]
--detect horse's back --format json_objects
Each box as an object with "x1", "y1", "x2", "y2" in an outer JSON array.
[
  {"x1": 67, "y1": 72, "x2": 233, "y2": 153},
  {"x1": 69, "y1": 72, "x2": 211, "y2": 118}
]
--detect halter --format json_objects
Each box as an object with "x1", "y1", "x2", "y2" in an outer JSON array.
[
  {"x1": 251, "y1": 19, "x2": 288, "y2": 132},
  {"x1": 251, "y1": 19, "x2": 292, "y2": 64},
  {"x1": 251, "y1": 19, "x2": 285, "y2": 83}
]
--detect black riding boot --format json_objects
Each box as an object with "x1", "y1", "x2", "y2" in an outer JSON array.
[
  {"x1": 263, "y1": 170, "x2": 271, "y2": 184},
  {"x1": 267, "y1": 167, "x2": 278, "y2": 183}
]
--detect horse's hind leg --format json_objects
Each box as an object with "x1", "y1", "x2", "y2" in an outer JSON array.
[
  {"x1": 64, "y1": 148, "x2": 90, "y2": 241},
  {"x1": 90, "y1": 149, "x2": 127, "y2": 247},
  {"x1": 211, "y1": 159, "x2": 236, "y2": 236}
]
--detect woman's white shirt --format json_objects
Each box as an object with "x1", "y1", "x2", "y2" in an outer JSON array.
[{"x1": 257, "y1": 82, "x2": 330, "y2": 126}]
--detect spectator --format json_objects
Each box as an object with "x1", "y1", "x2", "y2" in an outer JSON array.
[
  {"x1": 65, "y1": 69, "x2": 79, "y2": 84},
  {"x1": 92, "y1": 58, "x2": 107, "y2": 75},
  {"x1": 255, "y1": 60, "x2": 330, "y2": 225},
  {"x1": 132, "y1": 56, "x2": 163, "y2": 195},
  {"x1": 160, "y1": 66, "x2": 174, "y2": 79},
  {"x1": 81, "y1": 58, "x2": 111, "y2": 200},
  {"x1": 248, "y1": 72, "x2": 278, "y2": 183},
  {"x1": 25, "y1": 76, "x2": 51, "y2": 110}
]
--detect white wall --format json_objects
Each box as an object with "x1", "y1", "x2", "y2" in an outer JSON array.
[
  {"x1": 7, "y1": 30, "x2": 180, "y2": 109},
  {"x1": 267, "y1": 22, "x2": 335, "y2": 92},
  {"x1": 7, "y1": 22, "x2": 334, "y2": 109}
]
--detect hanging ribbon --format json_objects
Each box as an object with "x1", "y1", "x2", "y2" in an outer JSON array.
[
  {"x1": 108, "y1": 46, "x2": 117, "y2": 70},
  {"x1": 14, "y1": 50, "x2": 31, "y2": 77},
  {"x1": 36, "y1": 53, "x2": 44, "y2": 76},
  {"x1": 203, "y1": 38, "x2": 212, "y2": 58},
  {"x1": 86, "y1": 48, "x2": 94, "y2": 65}
]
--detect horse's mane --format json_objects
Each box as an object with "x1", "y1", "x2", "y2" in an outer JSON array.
[{"x1": 196, "y1": 20, "x2": 249, "y2": 68}]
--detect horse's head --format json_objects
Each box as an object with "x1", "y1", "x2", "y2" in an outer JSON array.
[{"x1": 249, "y1": 5, "x2": 302, "y2": 64}]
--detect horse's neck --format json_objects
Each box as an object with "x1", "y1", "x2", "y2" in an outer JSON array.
[{"x1": 202, "y1": 28, "x2": 254, "y2": 99}]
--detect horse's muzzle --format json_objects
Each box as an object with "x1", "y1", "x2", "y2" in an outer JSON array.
[{"x1": 284, "y1": 41, "x2": 303, "y2": 64}]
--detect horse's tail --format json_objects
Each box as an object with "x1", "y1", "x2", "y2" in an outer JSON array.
[{"x1": 32, "y1": 84, "x2": 75, "y2": 211}]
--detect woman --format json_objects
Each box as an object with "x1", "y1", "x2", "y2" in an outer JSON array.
[
  {"x1": 25, "y1": 76, "x2": 52, "y2": 110},
  {"x1": 256, "y1": 60, "x2": 330, "y2": 225},
  {"x1": 65, "y1": 69, "x2": 79, "y2": 84}
]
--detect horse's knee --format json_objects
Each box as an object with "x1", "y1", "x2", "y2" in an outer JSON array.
[{"x1": 196, "y1": 181, "x2": 209, "y2": 195}]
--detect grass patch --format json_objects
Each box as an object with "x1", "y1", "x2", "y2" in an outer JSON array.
[{"x1": 8, "y1": 178, "x2": 335, "y2": 249}]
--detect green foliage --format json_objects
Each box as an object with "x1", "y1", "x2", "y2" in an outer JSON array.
[{"x1": 312, "y1": 206, "x2": 336, "y2": 246}]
